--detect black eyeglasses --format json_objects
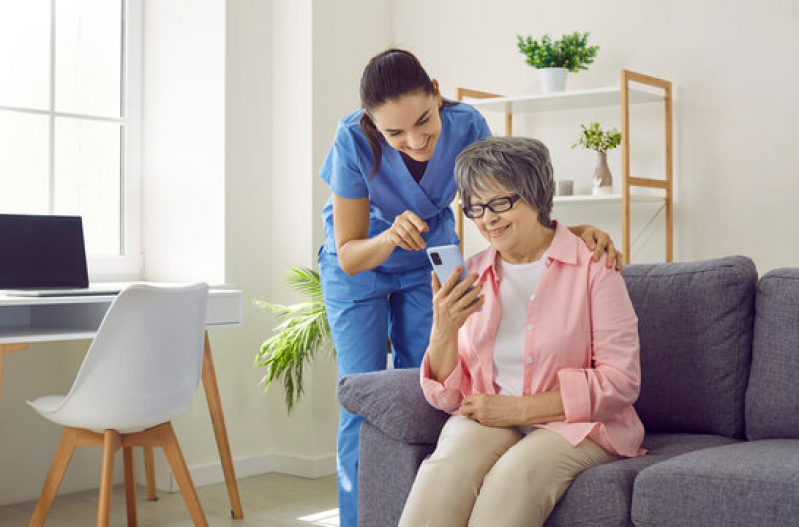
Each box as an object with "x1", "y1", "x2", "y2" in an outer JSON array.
[{"x1": 463, "y1": 194, "x2": 522, "y2": 219}]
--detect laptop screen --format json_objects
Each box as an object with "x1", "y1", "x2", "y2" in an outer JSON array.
[{"x1": 0, "y1": 214, "x2": 89, "y2": 289}]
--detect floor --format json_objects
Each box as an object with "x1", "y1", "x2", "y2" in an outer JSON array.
[{"x1": 0, "y1": 473, "x2": 339, "y2": 526}]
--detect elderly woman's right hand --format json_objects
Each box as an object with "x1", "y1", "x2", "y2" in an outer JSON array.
[{"x1": 430, "y1": 267, "x2": 484, "y2": 340}]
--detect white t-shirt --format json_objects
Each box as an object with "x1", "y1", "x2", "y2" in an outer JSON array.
[{"x1": 493, "y1": 253, "x2": 548, "y2": 396}]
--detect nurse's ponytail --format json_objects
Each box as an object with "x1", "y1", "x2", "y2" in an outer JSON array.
[{"x1": 359, "y1": 49, "x2": 456, "y2": 179}]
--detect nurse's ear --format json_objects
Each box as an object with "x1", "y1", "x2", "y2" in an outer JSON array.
[{"x1": 432, "y1": 79, "x2": 443, "y2": 108}]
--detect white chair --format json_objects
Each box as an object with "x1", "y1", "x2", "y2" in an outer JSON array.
[{"x1": 27, "y1": 283, "x2": 210, "y2": 527}]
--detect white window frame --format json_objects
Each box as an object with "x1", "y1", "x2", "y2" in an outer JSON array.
[
  {"x1": 91, "y1": 0, "x2": 142, "y2": 280},
  {"x1": 0, "y1": 0, "x2": 142, "y2": 281}
]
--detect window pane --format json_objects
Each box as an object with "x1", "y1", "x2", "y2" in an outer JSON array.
[
  {"x1": 54, "y1": 118, "x2": 121, "y2": 256},
  {"x1": 55, "y1": 0, "x2": 122, "y2": 118},
  {"x1": 0, "y1": 0, "x2": 51, "y2": 109},
  {"x1": 0, "y1": 110, "x2": 49, "y2": 213}
]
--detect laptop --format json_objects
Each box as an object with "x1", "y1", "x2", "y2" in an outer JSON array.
[{"x1": 0, "y1": 214, "x2": 123, "y2": 297}]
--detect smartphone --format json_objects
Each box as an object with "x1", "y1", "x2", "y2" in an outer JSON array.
[
  {"x1": 426, "y1": 244, "x2": 468, "y2": 285},
  {"x1": 426, "y1": 245, "x2": 481, "y2": 311}
]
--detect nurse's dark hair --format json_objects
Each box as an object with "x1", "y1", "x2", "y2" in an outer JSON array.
[
  {"x1": 359, "y1": 48, "x2": 456, "y2": 178},
  {"x1": 454, "y1": 136, "x2": 555, "y2": 228}
]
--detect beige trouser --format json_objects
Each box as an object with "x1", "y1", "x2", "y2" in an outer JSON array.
[{"x1": 399, "y1": 415, "x2": 618, "y2": 527}]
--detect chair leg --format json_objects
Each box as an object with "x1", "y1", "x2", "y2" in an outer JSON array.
[
  {"x1": 97, "y1": 430, "x2": 122, "y2": 527},
  {"x1": 157, "y1": 423, "x2": 208, "y2": 527},
  {"x1": 29, "y1": 428, "x2": 79, "y2": 527},
  {"x1": 123, "y1": 447, "x2": 138, "y2": 527},
  {"x1": 143, "y1": 446, "x2": 158, "y2": 501}
]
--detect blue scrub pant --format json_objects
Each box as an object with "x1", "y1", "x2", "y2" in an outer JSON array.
[{"x1": 319, "y1": 250, "x2": 433, "y2": 527}]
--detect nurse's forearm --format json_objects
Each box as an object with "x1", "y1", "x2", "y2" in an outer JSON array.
[{"x1": 336, "y1": 231, "x2": 397, "y2": 275}]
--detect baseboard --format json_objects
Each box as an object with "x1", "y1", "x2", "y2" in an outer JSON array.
[{"x1": 156, "y1": 453, "x2": 337, "y2": 492}]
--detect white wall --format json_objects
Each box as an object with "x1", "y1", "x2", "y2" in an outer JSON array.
[
  {"x1": 141, "y1": 0, "x2": 226, "y2": 284},
  {"x1": 395, "y1": 0, "x2": 799, "y2": 272},
  {"x1": 5, "y1": 0, "x2": 797, "y2": 510}
]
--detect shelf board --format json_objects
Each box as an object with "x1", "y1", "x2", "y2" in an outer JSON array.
[
  {"x1": 554, "y1": 194, "x2": 663, "y2": 205},
  {"x1": 464, "y1": 86, "x2": 662, "y2": 114},
  {"x1": 0, "y1": 325, "x2": 97, "y2": 344}
]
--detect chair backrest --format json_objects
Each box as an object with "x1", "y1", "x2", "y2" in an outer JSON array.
[{"x1": 53, "y1": 283, "x2": 208, "y2": 432}]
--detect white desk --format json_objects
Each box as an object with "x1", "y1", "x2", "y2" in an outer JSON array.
[{"x1": 0, "y1": 288, "x2": 245, "y2": 519}]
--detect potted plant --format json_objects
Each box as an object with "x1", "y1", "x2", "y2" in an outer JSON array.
[
  {"x1": 572, "y1": 121, "x2": 622, "y2": 195},
  {"x1": 254, "y1": 267, "x2": 334, "y2": 412},
  {"x1": 516, "y1": 31, "x2": 599, "y2": 93}
]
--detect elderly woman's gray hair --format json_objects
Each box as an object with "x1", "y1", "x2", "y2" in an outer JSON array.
[{"x1": 454, "y1": 136, "x2": 555, "y2": 228}]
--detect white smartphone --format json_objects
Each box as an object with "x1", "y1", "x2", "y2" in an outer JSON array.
[{"x1": 426, "y1": 244, "x2": 468, "y2": 284}]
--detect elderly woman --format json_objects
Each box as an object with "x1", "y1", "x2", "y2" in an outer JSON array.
[{"x1": 399, "y1": 137, "x2": 645, "y2": 527}]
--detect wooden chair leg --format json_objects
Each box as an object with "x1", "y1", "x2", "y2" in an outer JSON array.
[
  {"x1": 143, "y1": 446, "x2": 158, "y2": 501},
  {"x1": 98, "y1": 430, "x2": 122, "y2": 527},
  {"x1": 123, "y1": 447, "x2": 138, "y2": 527},
  {"x1": 29, "y1": 428, "x2": 79, "y2": 527},
  {"x1": 157, "y1": 423, "x2": 208, "y2": 527}
]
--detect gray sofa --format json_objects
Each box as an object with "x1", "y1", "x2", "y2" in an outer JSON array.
[{"x1": 338, "y1": 256, "x2": 799, "y2": 526}]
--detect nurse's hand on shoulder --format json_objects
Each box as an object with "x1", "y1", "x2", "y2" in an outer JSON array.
[
  {"x1": 430, "y1": 267, "x2": 483, "y2": 339},
  {"x1": 577, "y1": 225, "x2": 623, "y2": 272},
  {"x1": 382, "y1": 210, "x2": 429, "y2": 251}
]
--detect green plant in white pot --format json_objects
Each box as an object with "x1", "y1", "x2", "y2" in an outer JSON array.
[
  {"x1": 572, "y1": 121, "x2": 622, "y2": 196},
  {"x1": 516, "y1": 31, "x2": 599, "y2": 93},
  {"x1": 254, "y1": 267, "x2": 333, "y2": 412}
]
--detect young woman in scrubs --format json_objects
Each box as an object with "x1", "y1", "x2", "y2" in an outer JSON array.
[{"x1": 319, "y1": 49, "x2": 621, "y2": 526}]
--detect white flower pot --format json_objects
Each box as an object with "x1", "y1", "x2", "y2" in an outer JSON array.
[{"x1": 537, "y1": 67, "x2": 568, "y2": 94}]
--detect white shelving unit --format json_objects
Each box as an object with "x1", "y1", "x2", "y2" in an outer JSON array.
[
  {"x1": 553, "y1": 194, "x2": 663, "y2": 205},
  {"x1": 462, "y1": 85, "x2": 662, "y2": 115},
  {"x1": 455, "y1": 70, "x2": 674, "y2": 264}
]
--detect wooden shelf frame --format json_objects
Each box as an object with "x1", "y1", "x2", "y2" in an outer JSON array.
[
  {"x1": 455, "y1": 70, "x2": 674, "y2": 264},
  {"x1": 621, "y1": 70, "x2": 673, "y2": 264}
]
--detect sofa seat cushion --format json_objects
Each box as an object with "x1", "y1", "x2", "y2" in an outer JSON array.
[
  {"x1": 632, "y1": 439, "x2": 799, "y2": 527},
  {"x1": 546, "y1": 432, "x2": 739, "y2": 526},
  {"x1": 339, "y1": 368, "x2": 447, "y2": 444},
  {"x1": 746, "y1": 268, "x2": 799, "y2": 440},
  {"x1": 623, "y1": 256, "x2": 756, "y2": 439}
]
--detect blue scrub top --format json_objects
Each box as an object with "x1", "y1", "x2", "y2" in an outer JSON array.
[{"x1": 320, "y1": 102, "x2": 491, "y2": 273}]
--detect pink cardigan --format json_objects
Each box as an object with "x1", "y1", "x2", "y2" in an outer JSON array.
[{"x1": 421, "y1": 221, "x2": 645, "y2": 457}]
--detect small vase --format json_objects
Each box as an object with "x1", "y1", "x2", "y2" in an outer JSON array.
[
  {"x1": 537, "y1": 67, "x2": 568, "y2": 94},
  {"x1": 593, "y1": 151, "x2": 613, "y2": 195}
]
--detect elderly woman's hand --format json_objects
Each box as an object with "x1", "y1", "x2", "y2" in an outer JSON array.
[
  {"x1": 429, "y1": 267, "x2": 483, "y2": 340},
  {"x1": 425, "y1": 268, "x2": 484, "y2": 383},
  {"x1": 459, "y1": 394, "x2": 522, "y2": 427}
]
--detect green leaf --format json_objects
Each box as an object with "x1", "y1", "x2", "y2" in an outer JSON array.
[
  {"x1": 573, "y1": 121, "x2": 622, "y2": 153},
  {"x1": 253, "y1": 267, "x2": 333, "y2": 412},
  {"x1": 516, "y1": 31, "x2": 599, "y2": 73}
]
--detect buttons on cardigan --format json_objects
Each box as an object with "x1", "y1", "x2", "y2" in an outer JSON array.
[
  {"x1": 526, "y1": 357, "x2": 533, "y2": 364},
  {"x1": 527, "y1": 324, "x2": 534, "y2": 331}
]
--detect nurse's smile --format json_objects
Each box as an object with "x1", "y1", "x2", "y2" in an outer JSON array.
[{"x1": 371, "y1": 86, "x2": 443, "y2": 163}]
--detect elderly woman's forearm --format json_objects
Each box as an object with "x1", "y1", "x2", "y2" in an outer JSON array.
[
  {"x1": 519, "y1": 390, "x2": 566, "y2": 425},
  {"x1": 426, "y1": 335, "x2": 459, "y2": 383}
]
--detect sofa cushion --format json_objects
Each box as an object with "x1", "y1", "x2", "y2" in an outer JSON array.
[
  {"x1": 623, "y1": 256, "x2": 756, "y2": 438},
  {"x1": 358, "y1": 421, "x2": 437, "y2": 527},
  {"x1": 745, "y1": 269, "x2": 799, "y2": 440},
  {"x1": 545, "y1": 432, "x2": 739, "y2": 527},
  {"x1": 632, "y1": 439, "x2": 799, "y2": 527},
  {"x1": 338, "y1": 368, "x2": 448, "y2": 444}
]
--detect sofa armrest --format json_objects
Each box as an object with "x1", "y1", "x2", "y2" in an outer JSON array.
[{"x1": 338, "y1": 368, "x2": 449, "y2": 444}]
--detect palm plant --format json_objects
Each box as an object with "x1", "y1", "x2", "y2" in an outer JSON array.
[{"x1": 254, "y1": 267, "x2": 333, "y2": 412}]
